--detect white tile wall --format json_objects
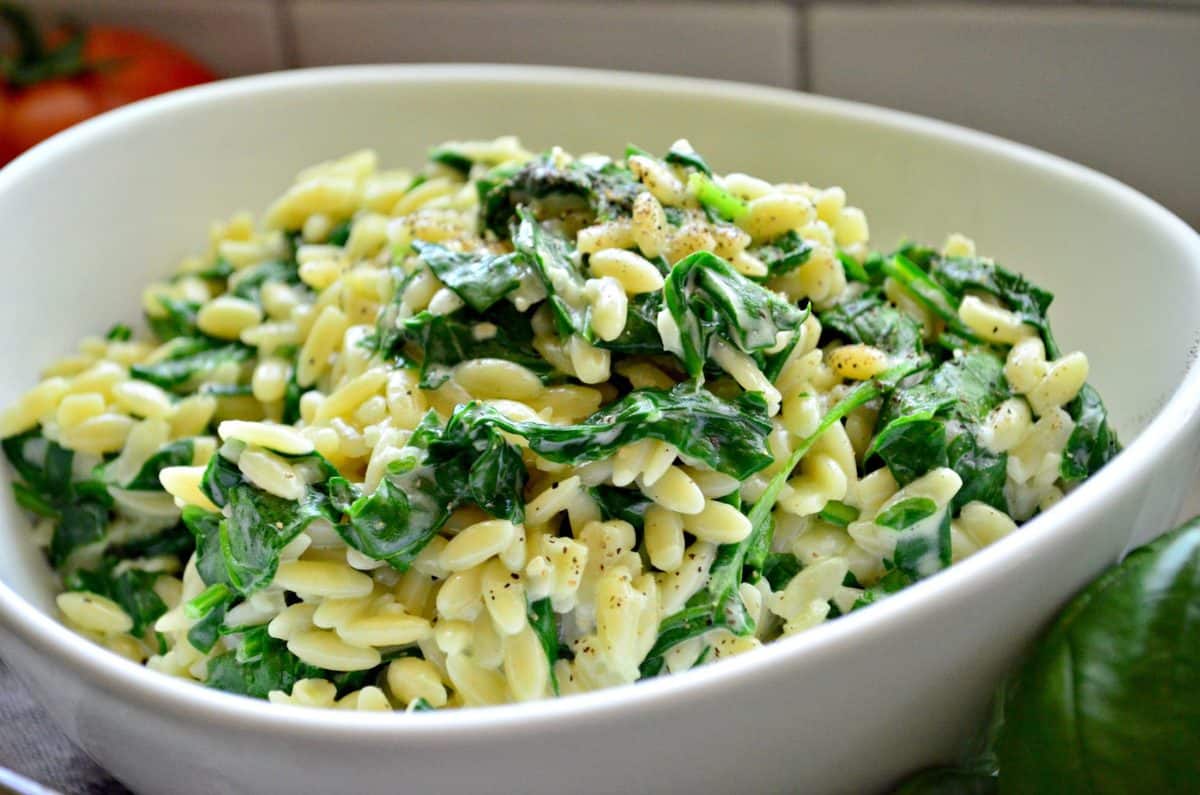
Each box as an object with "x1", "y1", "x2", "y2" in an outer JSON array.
[
  {"x1": 22, "y1": 0, "x2": 286, "y2": 75},
  {"x1": 287, "y1": 0, "x2": 801, "y2": 88},
  {"x1": 809, "y1": 3, "x2": 1200, "y2": 225}
]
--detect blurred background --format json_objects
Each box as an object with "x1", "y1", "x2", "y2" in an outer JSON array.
[{"x1": 2, "y1": 0, "x2": 1198, "y2": 228}]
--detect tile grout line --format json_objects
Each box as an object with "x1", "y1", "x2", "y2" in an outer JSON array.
[
  {"x1": 794, "y1": 1, "x2": 811, "y2": 92},
  {"x1": 272, "y1": 0, "x2": 301, "y2": 70}
]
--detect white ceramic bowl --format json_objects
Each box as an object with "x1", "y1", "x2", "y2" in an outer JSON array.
[{"x1": 1, "y1": 65, "x2": 1198, "y2": 795}]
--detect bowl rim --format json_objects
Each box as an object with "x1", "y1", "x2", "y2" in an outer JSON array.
[{"x1": 1, "y1": 63, "x2": 1199, "y2": 739}]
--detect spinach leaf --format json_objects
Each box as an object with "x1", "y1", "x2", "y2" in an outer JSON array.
[
  {"x1": 52, "y1": 499, "x2": 110, "y2": 567},
  {"x1": 458, "y1": 383, "x2": 774, "y2": 480},
  {"x1": 870, "y1": 417, "x2": 948, "y2": 486},
  {"x1": 65, "y1": 565, "x2": 167, "y2": 636},
  {"x1": 589, "y1": 485, "x2": 652, "y2": 528},
  {"x1": 229, "y1": 260, "x2": 301, "y2": 305},
  {"x1": 892, "y1": 509, "x2": 952, "y2": 581},
  {"x1": 876, "y1": 497, "x2": 939, "y2": 530},
  {"x1": 594, "y1": 292, "x2": 664, "y2": 354},
  {"x1": 870, "y1": 349, "x2": 1008, "y2": 486},
  {"x1": 512, "y1": 208, "x2": 587, "y2": 337},
  {"x1": 947, "y1": 432, "x2": 1008, "y2": 513},
  {"x1": 3, "y1": 430, "x2": 116, "y2": 567},
  {"x1": 205, "y1": 629, "x2": 326, "y2": 700},
  {"x1": 326, "y1": 220, "x2": 352, "y2": 247},
  {"x1": 665, "y1": 146, "x2": 712, "y2": 176},
  {"x1": 428, "y1": 144, "x2": 474, "y2": 175},
  {"x1": 397, "y1": 303, "x2": 551, "y2": 388},
  {"x1": 663, "y1": 251, "x2": 808, "y2": 379},
  {"x1": 412, "y1": 240, "x2": 524, "y2": 313},
  {"x1": 106, "y1": 522, "x2": 194, "y2": 559},
  {"x1": 3, "y1": 429, "x2": 73, "y2": 500},
  {"x1": 130, "y1": 337, "x2": 253, "y2": 392},
  {"x1": 222, "y1": 485, "x2": 331, "y2": 595},
  {"x1": 753, "y1": 230, "x2": 814, "y2": 278},
  {"x1": 1060, "y1": 383, "x2": 1120, "y2": 484},
  {"x1": 107, "y1": 439, "x2": 194, "y2": 491},
  {"x1": 686, "y1": 172, "x2": 748, "y2": 222},
  {"x1": 929, "y1": 255, "x2": 1054, "y2": 340},
  {"x1": 882, "y1": 254, "x2": 982, "y2": 344},
  {"x1": 198, "y1": 452, "x2": 333, "y2": 596},
  {"x1": 818, "y1": 500, "x2": 860, "y2": 527},
  {"x1": 193, "y1": 257, "x2": 236, "y2": 280},
  {"x1": 105, "y1": 323, "x2": 133, "y2": 342},
  {"x1": 480, "y1": 156, "x2": 642, "y2": 238},
  {"x1": 819, "y1": 291, "x2": 924, "y2": 358},
  {"x1": 146, "y1": 296, "x2": 201, "y2": 341},
  {"x1": 182, "y1": 506, "x2": 231, "y2": 590},
  {"x1": 994, "y1": 519, "x2": 1200, "y2": 794},
  {"x1": 763, "y1": 552, "x2": 803, "y2": 591},
  {"x1": 330, "y1": 467, "x2": 451, "y2": 572},
  {"x1": 528, "y1": 597, "x2": 560, "y2": 695},
  {"x1": 330, "y1": 411, "x2": 527, "y2": 570},
  {"x1": 186, "y1": 585, "x2": 231, "y2": 653}
]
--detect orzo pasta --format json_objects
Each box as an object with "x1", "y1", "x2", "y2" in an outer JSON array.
[{"x1": 1, "y1": 137, "x2": 1119, "y2": 710}]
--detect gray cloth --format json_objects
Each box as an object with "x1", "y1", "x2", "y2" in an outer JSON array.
[{"x1": 0, "y1": 659, "x2": 128, "y2": 795}]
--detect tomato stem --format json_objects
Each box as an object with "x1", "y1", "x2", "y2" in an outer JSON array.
[{"x1": 0, "y1": 3, "x2": 90, "y2": 88}]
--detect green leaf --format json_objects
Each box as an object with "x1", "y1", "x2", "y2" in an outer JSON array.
[
  {"x1": 593, "y1": 292, "x2": 664, "y2": 354},
  {"x1": 818, "y1": 500, "x2": 860, "y2": 528},
  {"x1": 512, "y1": 207, "x2": 588, "y2": 337},
  {"x1": 331, "y1": 472, "x2": 450, "y2": 572},
  {"x1": 412, "y1": 240, "x2": 524, "y2": 313},
  {"x1": 116, "y1": 439, "x2": 194, "y2": 491},
  {"x1": 65, "y1": 565, "x2": 167, "y2": 636},
  {"x1": 193, "y1": 257, "x2": 235, "y2": 280},
  {"x1": 819, "y1": 291, "x2": 924, "y2": 358},
  {"x1": 870, "y1": 417, "x2": 948, "y2": 486},
  {"x1": 130, "y1": 337, "x2": 253, "y2": 392},
  {"x1": 870, "y1": 349, "x2": 1008, "y2": 485},
  {"x1": 686, "y1": 172, "x2": 748, "y2": 221},
  {"x1": 105, "y1": 323, "x2": 133, "y2": 342},
  {"x1": 428, "y1": 145, "x2": 474, "y2": 175},
  {"x1": 480, "y1": 156, "x2": 642, "y2": 239},
  {"x1": 229, "y1": 260, "x2": 301, "y2": 304},
  {"x1": 456, "y1": 383, "x2": 774, "y2": 481},
  {"x1": 589, "y1": 485, "x2": 652, "y2": 528},
  {"x1": 663, "y1": 250, "x2": 808, "y2": 379},
  {"x1": 752, "y1": 230, "x2": 814, "y2": 278},
  {"x1": 12, "y1": 481, "x2": 58, "y2": 517},
  {"x1": 882, "y1": 254, "x2": 982, "y2": 344},
  {"x1": 763, "y1": 552, "x2": 803, "y2": 591},
  {"x1": 947, "y1": 433, "x2": 1008, "y2": 513},
  {"x1": 995, "y1": 519, "x2": 1200, "y2": 794},
  {"x1": 397, "y1": 303, "x2": 551, "y2": 388},
  {"x1": 221, "y1": 484, "x2": 331, "y2": 595},
  {"x1": 146, "y1": 296, "x2": 202, "y2": 342},
  {"x1": 876, "y1": 497, "x2": 938, "y2": 531},
  {"x1": 528, "y1": 597, "x2": 560, "y2": 695},
  {"x1": 664, "y1": 144, "x2": 713, "y2": 176},
  {"x1": 929, "y1": 255, "x2": 1053, "y2": 342},
  {"x1": 107, "y1": 523, "x2": 194, "y2": 559},
  {"x1": 205, "y1": 630, "x2": 324, "y2": 700},
  {"x1": 51, "y1": 498, "x2": 109, "y2": 568},
  {"x1": 182, "y1": 506, "x2": 232, "y2": 589},
  {"x1": 1059, "y1": 384, "x2": 1120, "y2": 484}
]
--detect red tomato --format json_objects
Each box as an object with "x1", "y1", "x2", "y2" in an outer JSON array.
[
  {"x1": 5, "y1": 81, "x2": 100, "y2": 155},
  {"x1": 1, "y1": 11, "x2": 214, "y2": 164}
]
